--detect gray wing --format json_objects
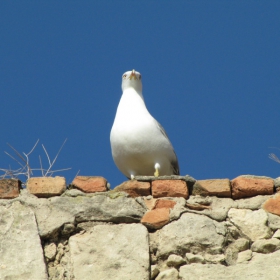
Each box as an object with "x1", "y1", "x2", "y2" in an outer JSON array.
[{"x1": 156, "y1": 121, "x2": 180, "y2": 175}]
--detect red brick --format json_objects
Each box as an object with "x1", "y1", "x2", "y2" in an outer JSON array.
[
  {"x1": 263, "y1": 194, "x2": 280, "y2": 216},
  {"x1": 231, "y1": 177, "x2": 274, "y2": 199},
  {"x1": 0, "y1": 179, "x2": 21, "y2": 199},
  {"x1": 141, "y1": 208, "x2": 170, "y2": 229},
  {"x1": 153, "y1": 199, "x2": 177, "y2": 209},
  {"x1": 27, "y1": 176, "x2": 66, "y2": 198},
  {"x1": 72, "y1": 176, "x2": 107, "y2": 193},
  {"x1": 152, "y1": 180, "x2": 188, "y2": 198},
  {"x1": 192, "y1": 179, "x2": 231, "y2": 197},
  {"x1": 114, "y1": 180, "x2": 151, "y2": 198}
]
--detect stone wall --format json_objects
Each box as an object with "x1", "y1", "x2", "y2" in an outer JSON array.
[{"x1": 1, "y1": 175, "x2": 280, "y2": 280}]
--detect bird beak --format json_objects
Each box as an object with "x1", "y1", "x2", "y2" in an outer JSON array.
[{"x1": 129, "y1": 69, "x2": 137, "y2": 80}]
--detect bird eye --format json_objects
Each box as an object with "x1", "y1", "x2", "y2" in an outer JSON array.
[
  {"x1": 139, "y1": 75, "x2": 141, "y2": 80},
  {"x1": 123, "y1": 74, "x2": 127, "y2": 78}
]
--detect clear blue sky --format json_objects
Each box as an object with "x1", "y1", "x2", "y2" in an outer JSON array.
[{"x1": 1, "y1": 1, "x2": 280, "y2": 188}]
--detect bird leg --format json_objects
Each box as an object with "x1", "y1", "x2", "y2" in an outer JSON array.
[{"x1": 154, "y1": 163, "x2": 160, "y2": 177}]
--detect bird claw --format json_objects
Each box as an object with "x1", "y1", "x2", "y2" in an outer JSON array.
[{"x1": 154, "y1": 169, "x2": 159, "y2": 177}]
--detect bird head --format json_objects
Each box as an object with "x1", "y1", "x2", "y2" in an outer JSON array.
[{"x1": 121, "y1": 69, "x2": 142, "y2": 92}]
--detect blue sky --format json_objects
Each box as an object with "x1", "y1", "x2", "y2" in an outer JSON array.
[{"x1": 1, "y1": 1, "x2": 280, "y2": 188}]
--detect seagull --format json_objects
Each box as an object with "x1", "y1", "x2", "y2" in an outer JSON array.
[{"x1": 110, "y1": 69, "x2": 180, "y2": 179}]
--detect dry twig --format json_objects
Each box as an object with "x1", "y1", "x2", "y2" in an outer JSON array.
[{"x1": 0, "y1": 139, "x2": 71, "y2": 185}]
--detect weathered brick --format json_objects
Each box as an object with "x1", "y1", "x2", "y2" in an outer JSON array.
[
  {"x1": 72, "y1": 176, "x2": 108, "y2": 193},
  {"x1": 154, "y1": 199, "x2": 177, "y2": 209},
  {"x1": 263, "y1": 194, "x2": 280, "y2": 216},
  {"x1": 27, "y1": 176, "x2": 66, "y2": 198},
  {"x1": 152, "y1": 180, "x2": 188, "y2": 198},
  {"x1": 231, "y1": 177, "x2": 274, "y2": 199},
  {"x1": 0, "y1": 179, "x2": 21, "y2": 199},
  {"x1": 141, "y1": 208, "x2": 170, "y2": 230},
  {"x1": 192, "y1": 179, "x2": 231, "y2": 197},
  {"x1": 114, "y1": 180, "x2": 151, "y2": 198}
]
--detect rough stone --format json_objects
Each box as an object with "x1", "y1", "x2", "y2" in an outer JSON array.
[
  {"x1": 274, "y1": 177, "x2": 280, "y2": 184},
  {"x1": 48, "y1": 265, "x2": 65, "y2": 279},
  {"x1": 143, "y1": 197, "x2": 157, "y2": 210},
  {"x1": 27, "y1": 176, "x2": 66, "y2": 198},
  {"x1": 44, "y1": 242, "x2": 57, "y2": 261},
  {"x1": 4, "y1": 177, "x2": 280, "y2": 279},
  {"x1": 225, "y1": 237, "x2": 250, "y2": 264},
  {"x1": 71, "y1": 176, "x2": 108, "y2": 193},
  {"x1": 155, "y1": 268, "x2": 179, "y2": 280},
  {"x1": 141, "y1": 208, "x2": 170, "y2": 230},
  {"x1": 236, "y1": 249, "x2": 252, "y2": 263},
  {"x1": 179, "y1": 250, "x2": 280, "y2": 280},
  {"x1": 236, "y1": 195, "x2": 272, "y2": 210},
  {"x1": 251, "y1": 238, "x2": 280, "y2": 253},
  {"x1": 225, "y1": 221, "x2": 242, "y2": 240},
  {"x1": 61, "y1": 188, "x2": 86, "y2": 197},
  {"x1": 166, "y1": 254, "x2": 186, "y2": 267},
  {"x1": 151, "y1": 265, "x2": 160, "y2": 279},
  {"x1": 231, "y1": 238, "x2": 250, "y2": 252},
  {"x1": 156, "y1": 212, "x2": 226, "y2": 258},
  {"x1": 185, "y1": 253, "x2": 205, "y2": 264},
  {"x1": 228, "y1": 208, "x2": 272, "y2": 241},
  {"x1": 263, "y1": 194, "x2": 280, "y2": 216},
  {"x1": 267, "y1": 212, "x2": 280, "y2": 230},
  {"x1": 0, "y1": 202, "x2": 48, "y2": 280},
  {"x1": 152, "y1": 180, "x2": 188, "y2": 198},
  {"x1": 185, "y1": 195, "x2": 236, "y2": 221},
  {"x1": 8, "y1": 192, "x2": 145, "y2": 238},
  {"x1": 231, "y1": 176, "x2": 274, "y2": 199},
  {"x1": 150, "y1": 254, "x2": 157, "y2": 265},
  {"x1": 69, "y1": 224, "x2": 149, "y2": 280},
  {"x1": 213, "y1": 220, "x2": 227, "y2": 237},
  {"x1": 26, "y1": 196, "x2": 75, "y2": 238},
  {"x1": 204, "y1": 253, "x2": 225, "y2": 264},
  {"x1": 192, "y1": 179, "x2": 231, "y2": 197},
  {"x1": 50, "y1": 193, "x2": 145, "y2": 225},
  {"x1": 114, "y1": 180, "x2": 151, "y2": 197},
  {"x1": 168, "y1": 197, "x2": 189, "y2": 221},
  {"x1": 61, "y1": 222, "x2": 75, "y2": 235},
  {"x1": 225, "y1": 246, "x2": 238, "y2": 265},
  {"x1": 273, "y1": 229, "x2": 280, "y2": 239},
  {"x1": 0, "y1": 178, "x2": 21, "y2": 199}
]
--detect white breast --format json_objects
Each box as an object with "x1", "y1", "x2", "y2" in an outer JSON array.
[{"x1": 110, "y1": 87, "x2": 177, "y2": 178}]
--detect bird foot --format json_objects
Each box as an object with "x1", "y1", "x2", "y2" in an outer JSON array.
[
  {"x1": 154, "y1": 169, "x2": 159, "y2": 177},
  {"x1": 154, "y1": 163, "x2": 160, "y2": 177}
]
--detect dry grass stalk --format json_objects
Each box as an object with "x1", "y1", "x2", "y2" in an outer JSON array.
[{"x1": 0, "y1": 139, "x2": 71, "y2": 185}]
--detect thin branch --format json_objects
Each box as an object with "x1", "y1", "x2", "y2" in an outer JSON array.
[
  {"x1": 6, "y1": 143, "x2": 28, "y2": 166},
  {"x1": 4, "y1": 151, "x2": 26, "y2": 169},
  {"x1": 47, "y1": 167, "x2": 72, "y2": 173},
  {"x1": 75, "y1": 170, "x2": 80, "y2": 178},
  {"x1": 45, "y1": 138, "x2": 68, "y2": 176},
  {"x1": 269, "y1": 153, "x2": 280, "y2": 164},
  {"x1": 42, "y1": 144, "x2": 52, "y2": 167},
  {"x1": 26, "y1": 139, "x2": 40, "y2": 156},
  {"x1": 6, "y1": 142, "x2": 33, "y2": 179},
  {"x1": 23, "y1": 152, "x2": 32, "y2": 179},
  {"x1": 1, "y1": 139, "x2": 71, "y2": 183},
  {"x1": 39, "y1": 155, "x2": 44, "y2": 176},
  {"x1": 23, "y1": 167, "x2": 72, "y2": 173}
]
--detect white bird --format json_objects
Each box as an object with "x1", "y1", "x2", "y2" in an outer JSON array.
[{"x1": 110, "y1": 69, "x2": 180, "y2": 179}]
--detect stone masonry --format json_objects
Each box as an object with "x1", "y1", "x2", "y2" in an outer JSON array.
[{"x1": 1, "y1": 174, "x2": 280, "y2": 280}]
